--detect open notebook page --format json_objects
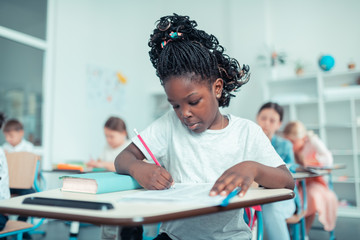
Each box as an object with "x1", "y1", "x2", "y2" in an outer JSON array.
[{"x1": 118, "y1": 183, "x2": 225, "y2": 205}]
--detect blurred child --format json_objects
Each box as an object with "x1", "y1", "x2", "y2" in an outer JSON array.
[
  {"x1": 0, "y1": 113, "x2": 10, "y2": 231},
  {"x1": 115, "y1": 14, "x2": 294, "y2": 240},
  {"x1": 256, "y1": 102, "x2": 296, "y2": 240},
  {"x1": 2, "y1": 119, "x2": 34, "y2": 153},
  {"x1": 283, "y1": 121, "x2": 338, "y2": 234},
  {"x1": 87, "y1": 116, "x2": 131, "y2": 172},
  {"x1": 87, "y1": 117, "x2": 138, "y2": 240},
  {"x1": 2, "y1": 118, "x2": 35, "y2": 234}
]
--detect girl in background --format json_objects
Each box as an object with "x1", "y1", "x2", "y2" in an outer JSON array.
[
  {"x1": 283, "y1": 121, "x2": 338, "y2": 234},
  {"x1": 115, "y1": 14, "x2": 294, "y2": 240},
  {"x1": 87, "y1": 116, "x2": 130, "y2": 172},
  {"x1": 256, "y1": 102, "x2": 296, "y2": 240}
]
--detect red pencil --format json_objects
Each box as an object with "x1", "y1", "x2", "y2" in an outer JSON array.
[{"x1": 134, "y1": 129, "x2": 161, "y2": 166}]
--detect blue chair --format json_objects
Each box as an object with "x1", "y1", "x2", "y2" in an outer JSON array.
[
  {"x1": 0, "y1": 219, "x2": 45, "y2": 240},
  {"x1": 287, "y1": 179, "x2": 307, "y2": 240},
  {"x1": 244, "y1": 206, "x2": 263, "y2": 240},
  {"x1": 143, "y1": 223, "x2": 161, "y2": 240},
  {"x1": 308, "y1": 171, "x2": 336, "y2": 240}
]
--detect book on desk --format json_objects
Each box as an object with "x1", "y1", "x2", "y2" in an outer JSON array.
[{"x1": 60, "y1": 172, "x2": 142, "y2": 194}]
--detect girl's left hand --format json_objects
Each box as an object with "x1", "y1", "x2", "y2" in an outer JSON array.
[{"x1": 209, "y1": 161, "x2": 257, "y2": 197}]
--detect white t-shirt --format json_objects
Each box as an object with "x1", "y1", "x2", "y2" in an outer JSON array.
[
  {"x1": 132, "y1": 110, "x2": 284, "y2": 240},
  {"x1": 0, "y1": 148, "x2": 10, "y2": 200},
  {"x1": 2, "y1": 139, "x2": 34, "y2": 153},
  {"x1": 100, "y1": 139, "x2": 131, "y2": 162}
]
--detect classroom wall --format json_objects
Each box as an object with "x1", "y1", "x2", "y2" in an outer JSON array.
[
  {"x1": 48, "y1": 0, "x2": 360, "y2": 167},
  {"x1": 50, "y1": 0, "x2": 266, "y2": 165},
  {"x1": 266, "y1": 0, "x2": 360, "y2": 74}
]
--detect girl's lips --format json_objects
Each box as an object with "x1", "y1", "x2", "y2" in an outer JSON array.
[{"x1": 186, "y1": 122, "x2": 200, "y2": 131}]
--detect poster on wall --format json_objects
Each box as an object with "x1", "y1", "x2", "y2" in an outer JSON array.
[{"x1": 86, "y1": 64, "x2": 127, "y2": 111}]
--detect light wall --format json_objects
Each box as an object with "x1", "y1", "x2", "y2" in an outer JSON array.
[{"x1": 48, "y1": 0, "x2": 360, "y2": 166}]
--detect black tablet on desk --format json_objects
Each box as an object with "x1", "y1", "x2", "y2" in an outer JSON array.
[{"x1": 23, "y1": 197, "x2": 114, "y2": 210}]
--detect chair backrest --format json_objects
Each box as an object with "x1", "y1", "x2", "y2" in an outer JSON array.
[{"x1": 6, "y1": 152, "x2": 40, "y2": 189}]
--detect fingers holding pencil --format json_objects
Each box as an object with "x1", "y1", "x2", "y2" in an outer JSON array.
[
  {"x1": 133, "y1": 128, "x2": 174, "y2": 189},
  {"x1": 133, "y1": 162, "x2": 173, "y2": 190}
]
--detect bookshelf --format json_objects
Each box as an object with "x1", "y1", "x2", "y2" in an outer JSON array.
[{"x1": 265, "y1": 70, "x2": 360, "y2": 217}]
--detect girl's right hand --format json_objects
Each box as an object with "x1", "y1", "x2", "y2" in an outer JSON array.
[{"x1": 130, "y1": 161, "x2": 173, "y2": 190}]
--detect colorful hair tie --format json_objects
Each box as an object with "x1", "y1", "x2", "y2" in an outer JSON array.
[
  {"x1": 169, "y1": 31, "x2": 183, "y2": 39},
  {"x1": 161, "y1": 32, "x2": 183, "y2": 49},
  {"x1": 161, "y1": 40, "x2": 168, "y2": 48}
]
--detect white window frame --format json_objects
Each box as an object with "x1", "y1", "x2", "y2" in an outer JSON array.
[{"x1": 0, "y1": 0, "x2": 55, "y2": 170}]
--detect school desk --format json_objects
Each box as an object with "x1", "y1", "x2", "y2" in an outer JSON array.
[
  {"x1": 305, "y1": 163, "x2": 345, "y2": 171},
  {"x1": 296, "y1": 163, "x2": 345, "y2": 190},
  {"x1": 0, "y1": 187, "x2": 294, "y2": 226},
  {"x1": 292, "y1": 171, "x2": 321, "y2": 180}
]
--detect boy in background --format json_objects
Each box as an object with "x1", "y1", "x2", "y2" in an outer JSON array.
[
  {"x1": 2, "y1": 119, "x2": 34, "y2": 153},
  {"x1": 2, "y1": 118, "x2": 35, "y2": 238}
]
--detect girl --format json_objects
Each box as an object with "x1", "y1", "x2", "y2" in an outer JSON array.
[
  {"x1": 115, "y1": 14, "x2": 294, "y2": 240},
  {"x1": 0, "y1": 112, "x2": 10, "y2": 231},
  {"x1": 256, "y1": 102, "x2": 296, "y2": 240},
  {"x1": 283, "y1": 121, "x2": 338, "y2": 234},
  {"x1": 87, "y1": 116, "x2": 130, "y2": 171}
]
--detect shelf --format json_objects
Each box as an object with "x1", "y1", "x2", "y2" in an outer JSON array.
[
  {"x1": 333, "y1": 180, "x2": 356, "y2": 185},
  {"x1": 324, "y1": 85, "x2": 360, "y2": 101},
  {"x1": 332, "y1": 179, "x2": 356, "y2": 184},
  {"x1": 266, "y1": 70, "x2": 360, "y2": 219},
  {"x1": 270, "y1": 96, "x2": 318, "y2": 105},
  {"x1": 330, "y1": 149, "x2": 354, "y2": 154},
  {"x1": 337, "y1": 206, "x2": 360, "y2": 218},
  {"x1": 331, "y1": 150, "x2": 355, "y2": 155},
  {"x1": 325, "y1": 124, "x2": 353, "y2": 128},
  {"x1": 322, "y1": 69, "x2": 360, "y2": 79},
  {"x1": 268, "y1": 73, "x2": 317, "y2": 83}
]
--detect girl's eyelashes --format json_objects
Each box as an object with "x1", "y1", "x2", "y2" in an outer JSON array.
[
  {"x1": 189, "y1": 99, "x2": 201, "y2": 106},
  {"x1": 170, "y1": 99, "x2": 200, "y2": 109}
]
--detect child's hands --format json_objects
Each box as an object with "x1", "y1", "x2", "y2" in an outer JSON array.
[
  {"x1": 130, "y1": 161, "x2": 173, "y2": 190},
  {"x1": 86, "y1": 159, "x2": 101, "y2": 168},
  {"x1": 210, "y1": 161, "x2": 257, "y2": 198}
]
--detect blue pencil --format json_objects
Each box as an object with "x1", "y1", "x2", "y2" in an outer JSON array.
[{"x1": 220, "y1": 187, "x2": 241, "y2": 207}]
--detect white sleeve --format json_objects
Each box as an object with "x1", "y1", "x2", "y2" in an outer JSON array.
[{"x1": 131, "y1": 111, "x2": 171, "y2": 164}]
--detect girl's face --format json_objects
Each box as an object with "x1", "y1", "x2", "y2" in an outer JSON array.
[
  {"x1": 287, "y1": 136, "x2": 306, "y2": 153},
  {"x1": 256, "y1": 108, "x2": 282, "y2": 139},
  {"x1": 164, "y1": 74, "x2": 223, "y2": 133},
  {"x1": 104, "y1": 127, "x2": 127, "y2": 149}
]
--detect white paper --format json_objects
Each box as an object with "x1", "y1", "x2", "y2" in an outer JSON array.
[{"x1": 119, "y1": 183, "x2": 225, "y2": 205}]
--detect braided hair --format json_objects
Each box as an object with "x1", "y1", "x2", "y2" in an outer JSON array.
[{"x1": 148, "y1": 13, "x2": 250, "y2": 107}]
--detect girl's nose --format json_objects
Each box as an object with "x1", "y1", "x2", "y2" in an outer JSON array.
[{"x1": 181, "y1": 106, "x2": 192, "y2": 118}]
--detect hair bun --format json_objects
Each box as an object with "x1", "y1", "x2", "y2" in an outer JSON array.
[{"x1": 157, "y1": 18, "x2": 171, "y2": 31}]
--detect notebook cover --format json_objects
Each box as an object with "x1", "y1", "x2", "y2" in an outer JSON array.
[{"x1": 60, "y1": 172, "x2": 142, "y2": 194}]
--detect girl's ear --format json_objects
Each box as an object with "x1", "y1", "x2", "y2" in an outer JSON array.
[{"x1": 213, "y1": 78, "x2": 223, "y2": 98}]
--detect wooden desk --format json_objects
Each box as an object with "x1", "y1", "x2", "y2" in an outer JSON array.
[{"x1": 0, "y1": 188, "x2": 294, "y2": 226}]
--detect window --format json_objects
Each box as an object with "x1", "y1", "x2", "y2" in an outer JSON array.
[{"x1": 0, "y1": 0, "x2": 47, "y2": 147}]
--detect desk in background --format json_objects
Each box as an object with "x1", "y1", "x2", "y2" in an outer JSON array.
[{"x1": 0, "y1": 187, "x2": 294, "y2": 226}]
